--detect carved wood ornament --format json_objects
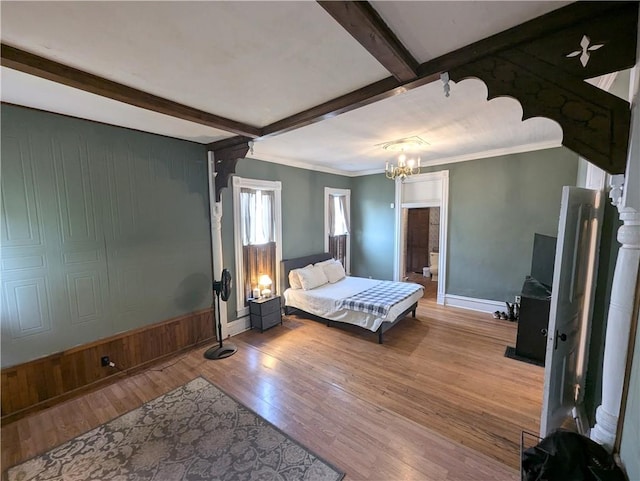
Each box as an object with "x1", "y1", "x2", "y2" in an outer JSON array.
[
  {"x1": 448, "y1": 2, "x2": 638, "y2": 174},
  {"x1": 210, "y1": 137, "x2": 251, "y2": 202}
]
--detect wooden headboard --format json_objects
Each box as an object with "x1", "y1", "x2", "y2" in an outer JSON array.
[{"x1": 280, "y1": 252, "x2": 332, "y2": 294}]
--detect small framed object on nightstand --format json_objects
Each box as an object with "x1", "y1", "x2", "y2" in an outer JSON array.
[{"x1": 249, "y1": 296, "x2": 282, "y2": 332}]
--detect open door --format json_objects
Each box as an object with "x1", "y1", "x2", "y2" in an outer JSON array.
[
  {"x1": 406, "y1": 208, "x2": 431, "y2": 274},
  {"x1": 540, "y1": 186, "x2": 603, "y2": 436}
]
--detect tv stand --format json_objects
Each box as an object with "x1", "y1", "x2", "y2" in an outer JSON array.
[{"x1": 515, "y1": 277, "x2": 551, "y2": 365}]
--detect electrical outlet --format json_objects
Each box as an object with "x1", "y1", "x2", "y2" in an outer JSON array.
[
  {"x1": 101, "y1": 356, "x2": 110, "y2": 367},
  {"x1": 515, "y1": 295, "x2": 521, "y2": 304}
]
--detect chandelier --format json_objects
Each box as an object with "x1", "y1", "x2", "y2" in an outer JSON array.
[
  {"x1": 385, "y1": 153, "x2": 421, "y2": 180},
  {"x1": 381, "y1": 136, "x2": 426, "y2": 181}
]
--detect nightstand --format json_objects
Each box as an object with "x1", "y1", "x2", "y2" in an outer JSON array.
[{"x1": 249, "y1": 296, "x2": 282, "y2": 332}]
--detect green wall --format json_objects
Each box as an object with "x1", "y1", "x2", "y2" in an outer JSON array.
[
  {"x1": 220, "y1": 158, "x2": 352, "y2": 320},
  {"x1": 1, "y1": 106, "x2": 212, "y2": 367},
  {"x1": 351, "y1": 173, "x2": 396, "y2": 280},
  {"x1": 440, "y1": 147, "x2": 578, "y2": 301},
  {"x1": 0, "y1": 104, "x2": 581, "y2": 367},
  {"x1": 351, "y1": 147, "x2": 578, "y2": 301}
]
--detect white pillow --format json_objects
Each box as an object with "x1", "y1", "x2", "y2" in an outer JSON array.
[
  {"x1": 288, "y1": 271, "x2": 301, "y2": 290},
  {"x1": 297, "y1": 264, "x2": 329, "y2": 290},
  {"x1": 323, "y1": 261, "x2": 346, "y2": 283},
  {"x1": 315, "y1": 258, "x2": 336, "y2": 268},
  {"x1": 288, "y1": 264, "x2": 311, "y2": 290}
]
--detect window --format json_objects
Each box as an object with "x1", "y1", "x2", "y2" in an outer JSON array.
[
  {"x1": 324, "y1": 187, "x2": 350, "y2": 272},
  {"x1": 233, "y1": 177, "x2": 282, "y2": 316}
]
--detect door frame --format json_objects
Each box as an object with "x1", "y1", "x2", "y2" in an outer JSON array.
[{"x1": 393, "y1": 170, "x2": 449, "y2": 304}]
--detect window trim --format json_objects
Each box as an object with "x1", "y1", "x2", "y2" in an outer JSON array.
[
  {"x1": 324, "y1": 187, "x2": 351, "y2": 274},
  {"x1": 233, "y1": 177, "x2": 282, "y2": 318}
]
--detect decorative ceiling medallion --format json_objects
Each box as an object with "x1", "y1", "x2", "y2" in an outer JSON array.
[
  {"x1": 379, "y1": 136, "x2": 429, "y2": 152},
  {"x1": 566, "y1": 35, "x2": 604, "y2": 67}
]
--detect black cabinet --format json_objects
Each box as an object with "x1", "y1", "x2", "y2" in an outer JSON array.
[
  {"x1": 249, "y1": 296, "x2": 282, "y2": 332},
  {"x1": 515, "y1": 277, "x2": 551, "y2": 365}
]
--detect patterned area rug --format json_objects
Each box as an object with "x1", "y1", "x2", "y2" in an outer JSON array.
[{"x1": 7, "y1": 377, "x2": 345, "y2": 481}]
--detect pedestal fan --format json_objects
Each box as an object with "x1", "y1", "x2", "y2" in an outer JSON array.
[{"x1": 204, "y1": 268, "x2": 237, "y2": 360}]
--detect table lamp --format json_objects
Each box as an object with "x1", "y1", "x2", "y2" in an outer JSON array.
[{"x1": 258, "y1": 274, "x2": 272, "y2": 298}]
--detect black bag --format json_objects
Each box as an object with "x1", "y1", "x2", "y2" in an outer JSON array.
[{"x1": 522, "y1": 430, "x2": 627, "y2": 481}]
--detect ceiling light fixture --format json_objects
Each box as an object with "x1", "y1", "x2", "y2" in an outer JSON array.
[
  {"x1": 385, "y1": 151, "x2": 421, "y2": 181},
  {"x1": 382, "y1": 137, "x2": 425, "y2": 181}
]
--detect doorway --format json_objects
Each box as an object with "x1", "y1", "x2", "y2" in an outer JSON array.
[
  {"x1": 394, "y1": 170, "x2": 449, "y2": 305},
  {"x1": 404, "y1": 207, "x2": 440, "y2": 301}
]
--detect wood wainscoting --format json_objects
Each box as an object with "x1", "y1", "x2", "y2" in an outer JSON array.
[{"x1": 1, "y1": 308, "x2": 214, "y2": 424}]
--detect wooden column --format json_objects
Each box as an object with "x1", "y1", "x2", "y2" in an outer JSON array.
[{"x1": 591, "y1": 176, "x2": 640, "y2": 451}]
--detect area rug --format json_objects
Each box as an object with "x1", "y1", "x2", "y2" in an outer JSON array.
[{"x1": 7, "y1": 377, "x2": 345, "y2": 481}]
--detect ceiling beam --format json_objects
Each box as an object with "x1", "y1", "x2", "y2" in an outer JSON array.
[
  {"x1": 262, "y1": 1, "x2": 632, "y2": 140},
  {"x1": 261, "y1": 76, "x2": 439, "y2": 138},
  {"x1": 0, "y1": 44, "x2": 261, "y2": 138},
  {"x1": 416, "y1": 1, "x2": 633, "y2": 79},
  {"x1": 317, "y1": 1, "x2": 418, "y2": 82}
]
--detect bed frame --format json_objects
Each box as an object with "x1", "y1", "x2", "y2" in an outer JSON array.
[{"x1": 280, "y1": 253, "x2": 418, "y2": 344}]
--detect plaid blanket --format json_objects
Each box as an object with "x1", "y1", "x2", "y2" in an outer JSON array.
[{"x1": 336, "y1": 281, "x2": 423, "y2": 317}]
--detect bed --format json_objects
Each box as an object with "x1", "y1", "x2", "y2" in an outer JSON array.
[{"x1": 280, "y1": 253, "x2": 424, "y2": 343}]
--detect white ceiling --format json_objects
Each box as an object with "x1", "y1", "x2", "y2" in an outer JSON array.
[{"x1": 0, "y1": 1, "x2": 572, "y2": 175}]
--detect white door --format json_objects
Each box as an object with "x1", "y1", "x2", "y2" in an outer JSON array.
[{"x1": 540, "y1": 186, "x2": 603, "y2": 436}]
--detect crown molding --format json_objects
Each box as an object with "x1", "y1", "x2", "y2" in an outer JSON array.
[
  {"x1": 349, "y1": 140, "x2": 563, "y2": 176},
  {"x1": 248, "y1": 139, "x2": 563, "y2": 178}
]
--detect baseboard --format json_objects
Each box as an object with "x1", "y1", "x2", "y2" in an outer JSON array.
[
  {"x1": 444, "y1": 294, "x2": 505, "y2": 313},
  {"x1": 227, "y1": 315, "x2": 251, "y2": 337}
]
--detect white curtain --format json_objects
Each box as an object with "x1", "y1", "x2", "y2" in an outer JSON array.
[
  {"x1": 240, "y1": 188, "x2": 275, "y2": 245},
  {"x1": 329, "y1": 194, "x2": 349, "y2": 236}
]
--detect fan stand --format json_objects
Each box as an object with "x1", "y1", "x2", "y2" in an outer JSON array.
[{"x1": 204, "y1": 279, "x2": 237, "y2": 360}]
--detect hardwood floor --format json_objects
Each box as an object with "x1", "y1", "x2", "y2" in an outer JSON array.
[
  {"x1": 406, "y1": 271, "x2": 438, "y2": 299},
  {"x1": 1, "y1": 300, "x2": 543, "y2": 480}
]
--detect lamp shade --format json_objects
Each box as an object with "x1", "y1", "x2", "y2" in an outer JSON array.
[{"x1": 258, "y1": 274, "x2": 272, "y2": 287}]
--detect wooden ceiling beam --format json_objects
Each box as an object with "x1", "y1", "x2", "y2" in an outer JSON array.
[
  {"x1": 263, "y1": 1, "x2": 635, "y2": 141},
  {"x1": 317, "y1": 1, "x2": 418, "y2": 82},
  {"x1": 416, "y1": 0, "x2": 633, "y2": 79},
  {"x1": 0, "y1": 44, "x2": 261, "y2": 138},
  {"x1": 261, "y1": 76, "x2": 438, "y2": 138}
]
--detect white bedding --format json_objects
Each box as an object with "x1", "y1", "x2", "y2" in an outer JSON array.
[{"x1": 284, "y1": 276, "x2": 423, "y2": 332}]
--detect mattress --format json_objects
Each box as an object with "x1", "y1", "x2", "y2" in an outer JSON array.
[{"x1": 283, "y1": 276, "x2": 423, "y2": 332}]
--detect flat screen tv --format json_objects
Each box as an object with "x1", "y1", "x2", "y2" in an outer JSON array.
[{"x1": 531, "y1": 233, "x2": 557, "y2": 289}]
